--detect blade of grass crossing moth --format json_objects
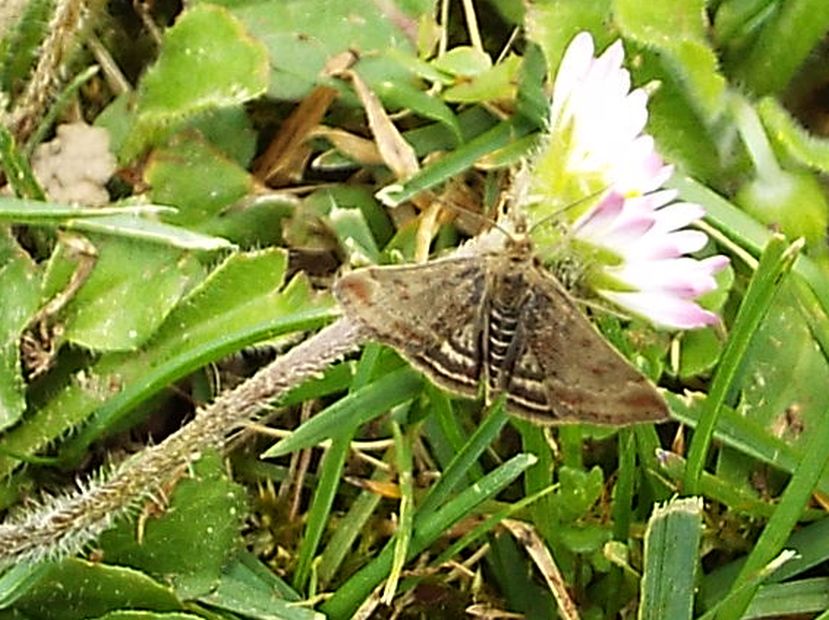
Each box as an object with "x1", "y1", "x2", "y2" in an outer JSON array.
[
  {"x1": 262, "y1": 367, "x2": 422, "y2": 458},
  {"x1": 639, "y1": 497, "x2": 704, "y2": 620}
]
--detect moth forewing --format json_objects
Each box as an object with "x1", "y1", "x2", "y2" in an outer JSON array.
[
  {"x1": 334, "y1": 242, "x2": 669, "y2": 426},
  {"x1": 334, "y1": 256, "x2": 488, "y2": 399},
  {"x1": 501, "y1": 259, "x2": 668, "y2": 424}
]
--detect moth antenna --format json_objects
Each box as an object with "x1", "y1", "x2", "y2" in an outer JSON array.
[{"x1": 525, "y1": 187, "x2": 610, "y2": 237}]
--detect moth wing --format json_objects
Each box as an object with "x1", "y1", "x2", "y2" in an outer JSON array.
[
  {"x1": 334, "y1": 257, "x2": 487, "y2": 397},
  {"x1": 504, "y1": 265, "x2": 669, "y2": 425}
]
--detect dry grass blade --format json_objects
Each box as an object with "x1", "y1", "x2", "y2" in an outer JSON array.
[{"x1": 501, "y1": 518, "x2": 580, "y2": 620}]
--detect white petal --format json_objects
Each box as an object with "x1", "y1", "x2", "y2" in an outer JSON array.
[
  {"x1": 650, "y1": 202, "x2": 706, "y2": 233},
  {"x1": 628, "y1": 229, "x2": 709, "y2": 259},
  {"x1": 551, "y1": 33, "x2": 595, "y2": 127}
]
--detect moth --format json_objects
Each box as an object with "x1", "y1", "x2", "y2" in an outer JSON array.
[{"x1": 334, "y1": 230, "x2": 669, "y2": 425}]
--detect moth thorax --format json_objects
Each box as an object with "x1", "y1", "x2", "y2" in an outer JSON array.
[{"x1": 494, "y1": 268, "x2": 530, "y2": 309}]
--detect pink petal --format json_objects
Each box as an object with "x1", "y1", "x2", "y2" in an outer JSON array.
[
  {"x1": 574, "y1": 192, "x2": 624, "y2": 235},
  {"x1": 610, "y1": 257, "x2": 721, "y2": 297},
  {"x1": 602, "y1": 291, "x2": 721, "y2": 329}
]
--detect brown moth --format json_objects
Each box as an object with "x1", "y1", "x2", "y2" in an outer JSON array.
[{"x1": 334, "y1": 230, "x2": 669, "y2": 425}]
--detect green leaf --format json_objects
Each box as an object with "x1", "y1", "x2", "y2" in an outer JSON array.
[
  {"x1": 198, "y1": 553, "x2": 322, "y2": 620},
  {"x1": 136, "y1": 4, "x2": 268, "y2": 117},
  {"x1": 683, "y1": 236, "x2": 800, "y2": 494},
  {"x1": 0, "y1": 0, "x2": 53, "y2": 96},
  {"x1": 556, "y1": 465, "x2": 603, "y2": 521},
  {"x1": 722, "y1": 0, "x2": 829, "y2": 95},
  {"x1": 61, "y1": 215, "x2": 234, "y2": 251},
  {"x1": 758, "y1": 96, "x2": 829, "y2": 173},
  {"x1": 443, "y1": 55, "x2": 522, "y2": 104},
  {"x1": 217, "y1": 0, "x2": 423, "y2": 100},
  {"x1": 525, "y1": 0, "x2": 613, "y2": 75},
  {"x1": 0, "y1": 198, "x2": 174, "y2": 223},
  {"x1": 0, "y1": 125, "x2": 45, "y2": 200},
  {"x1": 677, "y1": 327, "x2": 722, "y2": 378},
  {"x1": 613, "y1": 0, "x2": 726, "y2": 119},
  {"x1": 4, "y1": 559, "x2": 182, "y2": 620},
  {"x1": 738, "y1": 284, "x2": 829, "y2": 437},
  {"x1": 262, "y1": 366, "x2": 423, "y2": 457},
  {"x1": 60, "y1": 237, "x2": 203, "y2": 351},
  {"x1": 431, "y1": 46, "x2": 492, "y2": 77},
  {"x1": 146, "y1": 134, "x2": 254, "y2": 228},
  {"x1": 94, "y1": 612, "x2": 203, "y2": 620},
  {"x1": 0, "y1": 248, "x2": 333, "y2": 478},
  {"x1": 98, "y1": 452, "x2": 247, "y2": 599},
  {"x1": 0, "y1": 230, "x2": 41, "y2": 430}
]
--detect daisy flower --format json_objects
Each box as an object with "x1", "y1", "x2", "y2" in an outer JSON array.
[{"x1": 526, "y1": 32, "x2": 728, "y2": 329}]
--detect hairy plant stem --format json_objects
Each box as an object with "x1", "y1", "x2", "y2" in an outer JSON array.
[
  {"x1": 0, "y1": 317, "x2": 366, "y2": 567},
  {"x1": 10, "y1": 0, "x2": 86, "y2": 141}
]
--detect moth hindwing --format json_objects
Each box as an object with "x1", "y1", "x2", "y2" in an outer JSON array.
[{"x1": 334, "y1": 245, "x2": 668, "y2": 425}]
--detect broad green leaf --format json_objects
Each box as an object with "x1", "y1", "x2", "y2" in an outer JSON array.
[
  {"x1": 678, "y1": 327, "x2": 722, "y2": 378},
  {"x1": 121, "y1": 4, "x2": 269, "y2": 159},
  {"x1": 758, "y1": 97, "x2": 829, "y2": 173},
  {"x1": 210, "y1": 0, "x2": 462, "y2": 141},
  {"x1": 198, "y1": 553, "x2": 322, "y2": 620},
  {"x1": 525, "y1": 0, "x2": 613, "y2": 74},
  {"x1": 556, "y1": 465, "x2": 604, "y2": 521},
  {"x1": 213, "y1": 0, "x2": 420, "y2": 100},
  {"x1": 146, "y1": 134, "x2": 254, "y2": 228},
  {"x1": 98, "y1": 452, "x2": 247, "y2": 599},
  {"x1": 4, "y1": 559, "x2": 182, "y2": 620},
  {"x1": 136, "y1": 4, "x2": 268, "y2": 117},
  {"x1": 737, "y1": 284, "x2": 829, "y2": 441},
  {"x1": 614, "y1": 0, "x2": 726, "y2": 119},
  {"x1": 0, "y1": 230, "x2": 41, "y2": 430},
  {"x1": 431, "y1": 46, "x2": 492, "y2": 77},
  {"x1": 0, "y1": 248, "x2": 333, "y2": 478},
  {"x1": 59, "y1": 236, "x2": 203, "y2": 351},
  {"x1": 722, "y1": 0, "x2": 829, "y2": 95}
]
